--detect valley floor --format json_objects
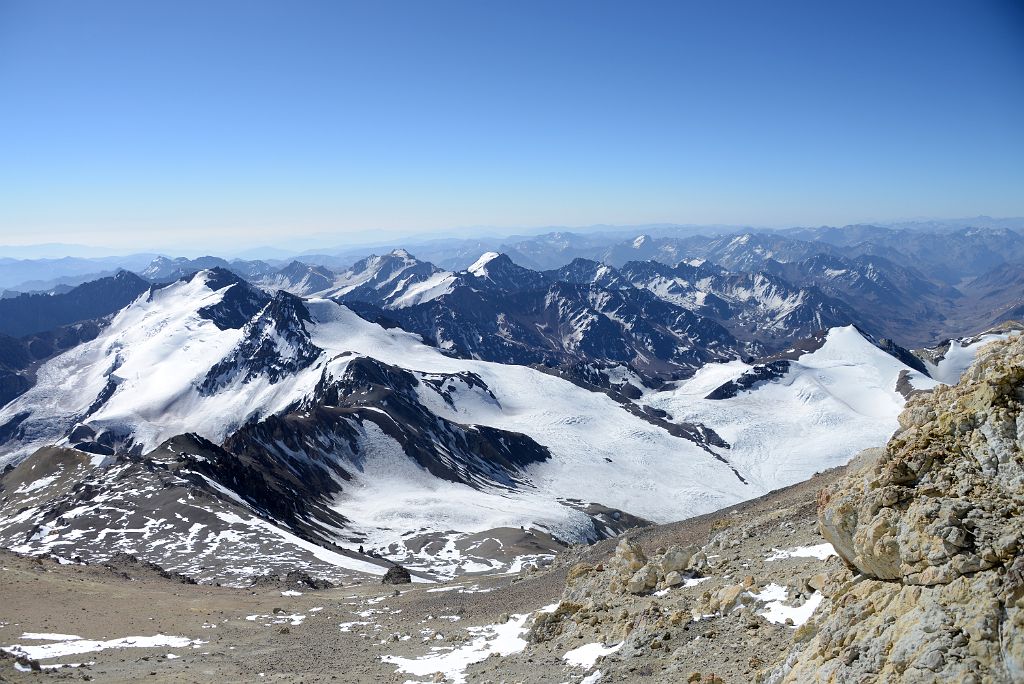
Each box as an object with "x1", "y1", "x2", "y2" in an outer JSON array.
[{"x1": 0, "y1": 464, "x2": 847, "y2": 683}]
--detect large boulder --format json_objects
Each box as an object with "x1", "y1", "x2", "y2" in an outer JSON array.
[
  {"x1": 381, "y1": 564, "x2": 412, "y2": 585},
  {"x1": 284, "y1": 569, "x2": 334, "y2": 590},
  {"x1": 626, "y1": 563, "x2": 659, "y2": 594}
]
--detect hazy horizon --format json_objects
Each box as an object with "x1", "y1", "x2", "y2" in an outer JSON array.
[{"x1": 2, "y1": 215, "x2": 1024, "y2": 260}]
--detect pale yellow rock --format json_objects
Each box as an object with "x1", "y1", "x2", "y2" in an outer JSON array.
[
  {"x1": 716, "y1": 584, "x2": 745, "y2": 613},
  {"x1": 664, "y1": 571, "x2": 684, "y2": 587},
  {"x1": 660, "y1": 545, "x2": 693, "y2": 574},
  {"x1": 806, "y1": 573, "x2": 828, "y2": 592},
  {"x1": 627, "y1": 564, "x2": 659, "y2": 594}
]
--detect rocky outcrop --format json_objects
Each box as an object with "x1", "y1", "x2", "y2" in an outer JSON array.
[
  {"x1": 770, "y1": 335, "x2": 1024, "y2": 683},
  {"x1": 528, "y1": 538, "x2": 702, "y2": 647},
  {"x1": 382, "y1": 564, "x2": 412, "y2": 585},
  {"x1": 511, "y1": 502, "x2": 838, "y2": 683},
  {"x1": 566, "y1": 537, "x2": 697, "y2": 600}
]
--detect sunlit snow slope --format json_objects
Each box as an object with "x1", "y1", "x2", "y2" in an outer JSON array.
[
  {"x1": 645, "y1": 326, "x2": 937, "y2": 490},
  {"x1": 0, "y1": 270, "x2": 932, "y2": 580},
  {"x1": 922, "y1": 330, "x2": 1022, "y2": 385}
]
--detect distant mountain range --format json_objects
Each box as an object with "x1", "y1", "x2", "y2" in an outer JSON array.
[
  {"x1": 5, "y1": 223, "x2": 1024, "y2": 366},
  {"x1": 3, "y1": 218, "x2": 1024, "y2": 286}
]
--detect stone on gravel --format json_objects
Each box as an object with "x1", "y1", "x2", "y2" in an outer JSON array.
[{"x1": 382, "y1": 564, "x2": 412, "y2": 585}]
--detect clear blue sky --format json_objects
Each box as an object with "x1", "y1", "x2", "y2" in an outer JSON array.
[{"x1": 1, "y1": 0, "x2": 1022, "y2": 250}]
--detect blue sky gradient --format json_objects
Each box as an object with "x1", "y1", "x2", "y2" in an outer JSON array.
[{"x1": 1, "y1": 0, "x2": 1022, "y2": 249}]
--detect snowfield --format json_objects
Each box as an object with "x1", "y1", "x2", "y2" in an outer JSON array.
[
  {"x1": 305, "y1": 300, "x2": 748, "y2": 528},
  {"x1": 563, "y1": 641, "x2": 624, "y2": 669},
  {"x1": 644, "y1": 326, "x2": 937, "y2": 490},
  {"x1": 381, "y1": 612, "x2": 531, "y2": 684}
]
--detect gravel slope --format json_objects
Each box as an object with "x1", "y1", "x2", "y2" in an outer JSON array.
[{"x1": 0, "y1": 464, "x2": 848, "y2": 683}]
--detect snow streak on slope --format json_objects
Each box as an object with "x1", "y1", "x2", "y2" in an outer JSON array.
[
  {"x1": 386, "y1": 271, "x2": 459, "y2": 308},
  {"x1": 467, "y1": 252, "x2": 501, "y2": 276}
]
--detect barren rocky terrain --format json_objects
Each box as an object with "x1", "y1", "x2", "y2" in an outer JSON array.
[{"x1": 0, "y1": 462, "x2": 844, "y2": 683}]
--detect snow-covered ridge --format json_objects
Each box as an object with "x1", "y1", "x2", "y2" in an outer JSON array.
[
  {"x1": 0, "y1": 270, "x2": 933, "y2": 580},
  {"x1": 645, "y1": 326, "x2": 936, "y2": 490},
  {"x1": 320, "y1": 249, "x2": 457, "y2": 308},
  {"x1": 920, "y1": 328, "x2": 1022, "y2": 385},
  {"x1": 467, "y1": 251, "x2": 501, "y2": 276}
]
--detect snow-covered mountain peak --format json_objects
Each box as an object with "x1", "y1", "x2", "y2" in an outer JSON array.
[
  {"x1": 189, "y1": 268, "x2": 272, "y2": 330},
  {"x1": 0, "y1": 271, "x2": 253, "y2": 459},
  {"x1": 468, "y1": 251, "x2": 501, "y2": 276},
  {"x1": 193, "y1": 265, "x2": 244, "y2": 289},
  {"x1": 460, "y1": 253, "x2": 550, "y2": 294},
  {"x1": 139, "y1": 255, "x2": 176, "y2": 279},
  {"x1": 257, "y1": 261, "x2": 336, "y2": 296},
  {"x1": 140, "y1": 256, "x2": 233, "y2": 282},
  {"x1": 279, "y1": 260, "x2": 324, "y2": 278},
  {"x1": 110, "y1": 269, "x2": 139, "y2": 285},
  {"x1": 322, "y1": 251, "x2": 455, "y2": 308},
  {"x1": 200, "y1": 291, "x2": 321, "y2": 395},
  {"x1": 144, "y1": 266, "x2": 248, "y2": 310}
]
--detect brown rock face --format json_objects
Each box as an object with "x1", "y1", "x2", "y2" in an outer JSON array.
[{"x1": 771, "y1": 335, "x2": 1024, "y2": 683}]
